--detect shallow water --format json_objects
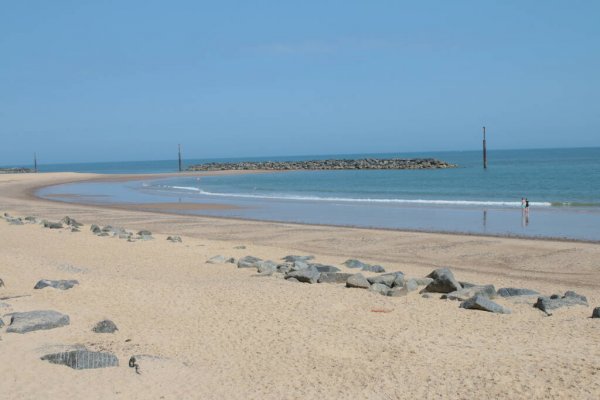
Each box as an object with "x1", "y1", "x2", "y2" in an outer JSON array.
[{"x1": 37, "y1": 147, "x2": 600, "y2": 241}]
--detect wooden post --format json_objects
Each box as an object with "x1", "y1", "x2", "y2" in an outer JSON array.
[
  {"x1": 178, "y1": 144, "x2": 182, "y2": 172},
  {"x1": 34, "y1": 152, "x2": 38, "y2": 173},
  {"x1": 482, "y1": 126, "x2": 487, "y2": 169}
]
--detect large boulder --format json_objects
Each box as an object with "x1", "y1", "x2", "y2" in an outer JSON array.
[
  {"x1": 92, "y1": 319, "x2": 118, "y2": 333},
  {"x1": 318, "y1": 272, "x2": 354, "y2": 284},
  {"x1": 497, "y1": 288, "x2": 539, "y2": 297},
  {"x1": 34, "y1": 279, "x2": 79, "y2": 290},
  {"x1": 460, "y1": 295, "x2": 511, "y2": 314},
  {"x1": 534, "y1": 291, "x2": 588, "y2": 314},
  {"x1": 346, "y1": 273, "x2": 370, "y2": 289},
  {"x1": 237, "y1": 256, "x2": 262, "y2": 268},
  {"x1": 442, "y1": 285, "x2": 496, "y2": 301},
  {"x1": 286, "y1": 265, "x2": 320, "y2": 284},
  {"x1": 424, "y1": 268, "x2": 462, "y2": 293},
  {"x1": 41, "y1": 350, "x2": 119, "y2": 370},
  {"x1": 6, "y1": 310, "x2": 70, "y2": 333}
]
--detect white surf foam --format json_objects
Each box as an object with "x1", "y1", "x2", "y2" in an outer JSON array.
[{"x1": 157, "y1": 185, "x2": 553, "y2": 208}]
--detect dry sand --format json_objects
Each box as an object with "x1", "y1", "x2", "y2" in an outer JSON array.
[{"x1": 1, "y1": 172, "x2": 599, "y2": 399}]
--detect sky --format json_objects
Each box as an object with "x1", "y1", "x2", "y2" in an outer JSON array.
[{"x1": 1, "y1": 0, "x2": 599, "y2": 165}]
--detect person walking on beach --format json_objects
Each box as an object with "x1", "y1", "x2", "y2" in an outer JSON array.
[{"x1": 525, "y1": 198, "x2": 530, "y2": 216}]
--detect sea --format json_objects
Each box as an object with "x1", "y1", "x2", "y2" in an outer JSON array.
[{"x1": 33, "y1": 147, "x2": 600, "y2": 241}]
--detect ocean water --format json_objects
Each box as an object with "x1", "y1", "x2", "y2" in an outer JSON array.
[{"x1": 37, "y1": 148, "x2": 600, "y2": 241}]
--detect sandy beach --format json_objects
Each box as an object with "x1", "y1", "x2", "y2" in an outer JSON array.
[{"x1": 1, "y1": 172, "x2": 600, "y2": 399}]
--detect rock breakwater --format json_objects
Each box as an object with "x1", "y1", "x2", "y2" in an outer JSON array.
[{"x1": 187, "y1": 158, "x2": 456, "y2": 171}]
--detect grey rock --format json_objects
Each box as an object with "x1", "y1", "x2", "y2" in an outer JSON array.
[
  {"x1": 42, "y1": 220, "x2": 64, "y2": 229},
  {"x1": 61, "y1": 216, "x2": 83, "y2": 227},
  {"x1": 442, "y1": 285, "x2": 496, "y2": 301},
  {"x1": 286, "y1": 277, "x2": 300, "y2": 283},
  {"x1": 289, "y1": 261, "x2": 310, "y2": 272},
  {"x1": 71, "y1": 227, "x2": 80, "y2": 233},
  {"x1": 8, "y1": 217, "x2": 23, "y2": 225},
  {"x1": 286, "y1": 265, "x2": 320, "y2": 284},
  {"x1": 404, "y1": 278, "x2": 419, "y2": 292},
  {"x1": 0, "y1": 277, "x2": 4, "y2": 287},
  {"x1": 413, "y1": 277, "x2": 434, "y2": 287},
  {"x1": 346, "y1": 273, "x2": 370, "y2": 289},
  {"x1": 459, "y1": 282, "x2": 476, "y2": 289},
  {"x1": 318, "y1": 272, "x2": 354, "y2": 284},
  {"x1": 276, "y1": 263, "x2": 293, "y2": 274},
  {"x1": 137, "y1": 230, "x2": 152, "y2": 236},
  {"x1": 368, "y1": 283, "x2": 390, "y2": 296},
  {"x1": 24, "y1": 216, "x2": 37, "y2": 223},
  {"x1": 34, "y1": 279, "x2": 79, "y2": 290},
  {"x1": 422, "y1": 293, "x2": 433, "y2": 299},
  {"x1": 6, "y1": 310, "x2": 70, "y2": 333},
  {"x1": 460, "y1": 295, "x2": 511, "y2": 314},
  {"x1": 387, "y1": 287, "x2": 409, "y2": 297},
  {"x1": 98, "y1": 232, "x2": 110, "y2": 237},
  {"x1": 207, "y1": 255, "x2": 227, "y2": 264},
  {"x1": 592, "y1": 307, "x2": 600, "y2": 318},
  {"x1": 237, "y1": 256, "x2": 262, "y2": 268},
  {"x1": 534, "y1": 291, "x2": 588, "y2": 314},
  {"x1": 256, "y1": 260, "x2": 277, "y2": 274},
  {"x1": 392, "y1": 274, "x2": 406, "y2": 288},
  {"x1": 310, "y1": 263, "x2": 341, "y2": 273},
  {"x1": 139, "y1": 234, "x2": 153, "y2": 241},
  {"x1": 167, "y1": 236, "x2": 182, "y2": 243},
  {"x1": 343, "y1": 259, "x2": 370, "y2": 269},
  {"x1": 92, "y1": 319, "x2": 118, "y2": 333},
  {"x1": 367, "y1": 274, "x2": 397, "y2": 288},
  {"x1": 362, "y1": 264, "x2": 386, "y2": 273},
  {"x1": 41, "y1": 350, "x2": 119, "y2": 370},
  {"x1": 282, "y1": 255, "x2": 314, "y2": 263},
  {"x1": 424, "y1": 268, "x2": 462, "y2": 293},
  {"x1": 497, "y1": 287, "x2": 540, "y2": 297},
  {"x1": 90, "y1": 224, "x2": 101, "y2": 234}
]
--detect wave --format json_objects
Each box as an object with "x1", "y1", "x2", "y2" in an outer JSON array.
[{"x1": 154, "y1": 185, "x2": 555, "y2": 208}]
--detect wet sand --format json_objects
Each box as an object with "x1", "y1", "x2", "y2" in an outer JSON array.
[{"x1": 1, "y1": 172, "x2": 600, "y2": 399}]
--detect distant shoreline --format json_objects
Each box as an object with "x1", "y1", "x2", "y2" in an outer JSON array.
[{"x1": 29, "y1": 172, "x2": 600, "y2": 244}]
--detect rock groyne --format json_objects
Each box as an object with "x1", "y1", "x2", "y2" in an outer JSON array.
[
  {"x1": 187, "y1": 158, "x2": 456, "y2": 171},
  {"x1": 0, "y1": 168, "x2": 34, "y2": 174}
]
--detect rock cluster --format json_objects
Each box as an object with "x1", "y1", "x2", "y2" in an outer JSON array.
[
  {"x1": 0, "y1": 167, "x2": 34, "y2": 174},
  {"x1": 187, "y1": 158, "x2": 456, "y2": 171}
]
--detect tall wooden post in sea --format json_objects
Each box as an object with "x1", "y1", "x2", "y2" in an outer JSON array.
[
  {"x1": 178, "y1": 144, "x2": 183, "y2": 172},
  {"x1": 34, "y1": 152, "x2": 38, "y2": 173},
  {"x1": 482, "y1": 126, "x2": 487, "y2": 169}
]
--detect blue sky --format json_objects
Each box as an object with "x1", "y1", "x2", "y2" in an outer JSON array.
[{"x1": 1, "y1": 1, "x2": 599, "y2": 165}]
